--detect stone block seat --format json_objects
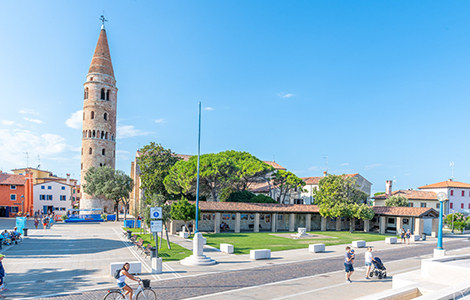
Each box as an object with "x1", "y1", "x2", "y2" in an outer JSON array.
[
  {"x1": 352, "y1": 240, "x2": 366, "y2": 248},
  {"x1": 220, "y1": 243, "x2": 234, "y2": 254},
  {"x1": 250, "y1": 249, "x2": 271, "y2": 260},
  {"x1": 179, "y1": 232, "x2": 188, "y2": 239},
  {"x1": 110, "y1": 261, "x2": 141, "y2": 275},
  {"x1": 411, "y1": 234, "x2": 420, "y2": 242},
  {"x1": 309, "y1": 244, "x2": 325, "y2": 253},
  {"x1": 385, "y1": 237, "x2": 397, "y2": 244}
]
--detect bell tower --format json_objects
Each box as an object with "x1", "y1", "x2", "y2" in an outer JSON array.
[{"x1": 80, "y1": 22, "x2": 117, "y2": 214}]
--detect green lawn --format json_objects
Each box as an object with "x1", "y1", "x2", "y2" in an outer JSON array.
[
  {"x1": 124, "y1": 228, "x2": 192, "y2": 261},
  {"x1": 202, "y1": 231, "x2": 392, "y2": 254}
]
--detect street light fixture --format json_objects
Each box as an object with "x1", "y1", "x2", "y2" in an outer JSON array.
[{"x1": 435, "y1": 192, "x2": 448, "y2": 257}]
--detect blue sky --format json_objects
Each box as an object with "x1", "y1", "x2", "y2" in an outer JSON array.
[{"x1": 1, "y1": 1, "x2": 470, "y2": 194}]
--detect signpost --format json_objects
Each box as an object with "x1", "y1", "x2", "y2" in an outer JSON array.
[{"x1": 150, "y1": 207, "x2": 162, "y2": 257}]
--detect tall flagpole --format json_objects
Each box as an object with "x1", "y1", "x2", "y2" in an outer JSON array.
[{"x1": 195, "y1": 102, "x2": 201, "y2": 233}]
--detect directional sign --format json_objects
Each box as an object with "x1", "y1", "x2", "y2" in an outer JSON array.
[
  {"x1": 150, "y1": 207, "x2": 162, "y2": 219},
  {"x1": 150, "y1": 220, "x2": 163, "y2": 233}
]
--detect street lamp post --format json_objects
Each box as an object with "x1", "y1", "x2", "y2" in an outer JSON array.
[
  {"x1": 21, "y1": 195, "x2": 25, "y2": 216},
  {"x1": 435, "y1": 192, "x2": 448, "y2": 257}
]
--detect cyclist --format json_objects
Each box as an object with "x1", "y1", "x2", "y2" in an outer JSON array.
[{"x1": 116, "y1": 262, "x2": 141, "y2": 299}]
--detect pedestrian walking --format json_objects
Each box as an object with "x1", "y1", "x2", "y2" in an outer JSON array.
[
  {"x1": 34, "y1": 218, "x2": 39, "y2": 229},
  {"x1": 344, "y1": 246, "x2": 354, "y2": 283},
  {"x1": 400, "y1": 229, "x2": 405, "y2": 244},
  {"x1": 406, "y1": 229, "x2": 411, "y2": 245},
  {"x1": 365, "y1": 247, "x2": 376, "y2": 279},
  {"x1": 0, "y1": 254, "x2": 7, "y2": 297},
  {"x1": 49, "y1": 215, "x2": 54, "y2": 228},
  {"x1": 42, "y1": 216, "x2": 47, "y2": 230}
]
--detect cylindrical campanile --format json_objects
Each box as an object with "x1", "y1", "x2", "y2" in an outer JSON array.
[{"x1": 80, "y1": 25, "x2": 117, "y2": 214}]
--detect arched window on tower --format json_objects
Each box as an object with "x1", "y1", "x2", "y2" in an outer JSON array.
[
  {"x1": 84, "y1": 87, "x2": 88, "y2": 100},
  {"x1": 88, "y1": 130, "x2": 91, "y2": 138},
  {"x1": 91, "y1": 111, "x2": 94, "y2": 119},
  {"x1": 81, "y1": 163, "x2": 83, "y2": 170},
  {"x1": 106, "y1": 90, "x2": 110, "y2": 101},
  {"x1": 92, "y1": 130, "x2": 95, "y2": 138},
  {"x1": 89, "y1": 148, "x2": 92, "y2": 155},
  {"x1": 81, "y1": 148, "x2": 83, "y2": 155},
  {"x1": 104, "y1": 113, "x2": 107, "y2": 121},
  {"x1": 102, "y1": 149, "x2": 106, "y2": 156},
  {"x1": 105, "y1": 132, "x2": 108, "y2": 139},
  {"x1": 101, "y1": 131, "x2": 104, "y2": 139},
  {"x1": 101, "y1": 88, "x2": 105, "y2": 100},
  {"x1": 83, "y1": 112, "x2": 85, "y2": 120},
  {"x1": 100, "y1": 163, "x2": 102, "y2": 167},
  {"x1": 112, "y1": 135, "x2": 114, "y2": 141}
]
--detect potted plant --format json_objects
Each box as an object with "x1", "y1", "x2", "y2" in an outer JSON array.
[
  {"x1": 101, "y1": 213, "x2": 108, "y2": 222},
  {"x1": 60, "y1": 215, "x2": 68, "y2": 222}
]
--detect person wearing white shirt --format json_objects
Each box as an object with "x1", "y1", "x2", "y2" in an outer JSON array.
[{"x1": 365, "y1": 247, "x2": 375, "y2": 280}]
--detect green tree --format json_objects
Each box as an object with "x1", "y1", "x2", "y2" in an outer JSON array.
[
  {"x1": 137, "y1": 142, "x2": 181, "y2": 199},
  {"x1": 83, "y1": 166, "x2": 133, "y2": 222},
  {"x1": 384, "y1": 195, "x2": 409, "y2": 207},
  {"x1": 271, "y1": 170, "x2": 306, "y2": 203},
  {"x1": 224, "y1": 191, "x2": 256, "y2": 202},
  {"x1": 250, "y1": 194, "x2": 277, "y2": 203},
  {"x1": 313, "y1": 174, "x2": 373, "y2": 221},
  {"x1": 170, "y1": 198, "x2": 197, "y2": 237},
  {"x1": 374, "y1": 192, "x2": 385, "y2": 196}
]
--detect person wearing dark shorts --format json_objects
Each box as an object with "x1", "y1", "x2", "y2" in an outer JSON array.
[{"x1": 344, "y1": 246, "x2": 354, "y2": 283}]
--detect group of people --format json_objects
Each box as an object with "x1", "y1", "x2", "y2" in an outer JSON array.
[
  {"x1": 344, "y1": 246, "x2": 376, "y2": 283},
  {"x1": 220, "y1": 222, "x2": 230, "y2": 231},
  {"x1": 399, "y1": 228, "x2": 412, "y2": 245},
  {"x1": 33, "y1": 214, "x2": 54, "y2": 230},
  {"x1": 0, "y1": 228, "x2": 22, "y2": 245}
]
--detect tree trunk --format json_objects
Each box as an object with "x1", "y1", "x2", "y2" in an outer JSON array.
[
  {"x1": 165, "y1": 223, "x2": 171, "y2": 249},
  {"x1": 115, "y1": 201, "x2": 120, "y2": 222},
  {"x1": 123, "y1": 201, "x2": 127, "y2": 222}
]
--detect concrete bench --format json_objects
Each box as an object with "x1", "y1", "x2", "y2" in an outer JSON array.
[
  {"x1": 352, "y1": 240, "x2": 366, "y2": 248},
  {"x1": 385, "y1": 237, "x2": 397, "y2": 244},
  {"x1": 110, "y1": 261, "x2": 141, "y2": 276},
  {"x1": 309, "y1": 244, "x2": 325, "y2": 253},
  {"x1": 411, "y1": 234, "x2": 420, "y2": 242},
  {"x1": 220, "y1": 243, "x2": 234, "y2": 254},
  {"x1": 179, "y1": 232, "x2": 189, "y2": 239},
  {"x1": 250, "y1": 249, "x2": 271, "y2": 260}
]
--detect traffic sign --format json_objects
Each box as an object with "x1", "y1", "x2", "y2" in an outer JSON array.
[
  {"x1": 150, "y1": 207, "x2": 162, "y2": 219},
  {"x1": 150, "y1": 220, "x2": 163, "y2": 232}
]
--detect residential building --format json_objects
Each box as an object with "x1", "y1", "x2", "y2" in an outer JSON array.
[
  {"x1": 0, "y1": 171, "x2": 33, "y2": 217},
  {"x1": 418, "y1": 180, "x2": 470, "y2": 214},
  {"x1": 11, "y1": 168, "x2": 78, "y2": 185},
  {"x1": 80, "y1": 23, "x2": 117, "y2": 215},
  {"x1": 33, "y1": 181, "x2": 73, "y2": 215}
]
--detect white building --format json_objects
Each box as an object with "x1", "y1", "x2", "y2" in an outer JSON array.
[
  {"x1": 418, "y1": 180, "x2": 470, "y2": 215},
  {"x1": 33, "y1": 181, "x2": 73, "y2": 215}
]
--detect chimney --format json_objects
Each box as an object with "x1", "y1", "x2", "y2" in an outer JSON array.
[
  {"x1": 323, "y1": 171, "x2": 327, "y2": 177},
  {"x1": 385, "y1": 180, "x2": 392, "y2": 197},
  {"x1": 66, "y1": 173, "x2": 70, "y2": 185}
]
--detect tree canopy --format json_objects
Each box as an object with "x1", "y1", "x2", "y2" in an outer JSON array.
[
  {"x1": 271, "y1": 170, "x2": 306, "y2": 204},
  {"x1": 384, "y1": 195, "x2": 409, "y2": 207},
  {"x1": 164, "y1": 150, "x2": 274, "y2": 201},
  {"x1": 313, "y1": 174, "x2": 374, "y2": 220},
  {"x1": 137, "y1": 142, "x2": 181, "y2": 199},
  {"x1": 82, "y1": 166, "x2": 133, "y2": 221}
]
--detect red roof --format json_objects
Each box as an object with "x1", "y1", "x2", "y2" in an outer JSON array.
[
  {"x1": 0, "y1": 173, "x2": 26, "y2": 186},
  {"x1": 373, "y1": 206, "x2": 439, "y2": 218},
  {"x1": 88, "y1": 28, "x2": 114, "y2": 77},
  {"x1": 418, "y1": 180, "x2": 470, "y2": 189},
  {"x1": 301, "y1": 177, "x2": 322, "y2": 185},
  {"x1": 373, "y1": 190, "x2": 437, "y2": 200}
]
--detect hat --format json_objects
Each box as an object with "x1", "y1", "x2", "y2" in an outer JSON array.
[{"x1": 0, "y1": 254, "x2": 6, "y2": 258}]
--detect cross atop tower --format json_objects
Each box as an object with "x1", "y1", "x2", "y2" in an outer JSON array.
[{"x1": 100, "y1": 14, "x2": 108, "y2": 29}]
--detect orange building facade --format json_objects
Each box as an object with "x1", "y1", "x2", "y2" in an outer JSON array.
[{"x1": 0, "y1": 171, "x2": 33, "y2": 217}]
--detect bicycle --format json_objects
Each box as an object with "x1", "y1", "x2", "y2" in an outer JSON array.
[{"x1": 104, "y1": 278, "x2": 156, "y2": 300}]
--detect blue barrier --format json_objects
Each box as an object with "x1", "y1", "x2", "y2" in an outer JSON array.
[
  {"x1": 124, "y1": 220, "x2": 141, "y2": 228},
  {"x1": 107, "y1": 214, "x2": 116, "y2": 221}
]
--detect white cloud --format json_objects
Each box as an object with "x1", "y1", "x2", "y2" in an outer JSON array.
[
  {"x1": 18, "y1": 109, "x2": 39, "y2": 115},
  {"x1": 155, "y1": 118, "x2": 166, "y2": 124},
  {"x1": 365, "y1": 163, "x2": 383, "y2": 170},
  {"x1": 1, "y1": 120, "x2": 14, "y2": 126},
  {"x1": 23, "y1": 117, "x2": 43, "y2": 124},
  {"x1": 65, "y1": 110, "x2": 83, "y2": 129},
  {"x1": 277, "y1": 92, "x2": 294, "y2": 98},
  {"x1": 117, "y1": 125, "x2": 151, "y2": 139},
  {"x1": 203, "y1": 107, "x2": 214, "y2": 111},
  {"x1": 0, "y1": 129, "x2": 72, "y2": 167},
  {"x1": 339, "y1": 162, "x2": 350, "y2": 166}
]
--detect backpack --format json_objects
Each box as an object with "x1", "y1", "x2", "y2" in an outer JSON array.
[{"x1": 114, "y1": 269, "x2": 122, "y2": 279}]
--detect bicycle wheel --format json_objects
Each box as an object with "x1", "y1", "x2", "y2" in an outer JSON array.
[
  {"x1": 104, "y1": 291, "x2": 124, "y2": 300},
  {"x1": 136, "y1": 288, "x2": 157, "y2": 300}
]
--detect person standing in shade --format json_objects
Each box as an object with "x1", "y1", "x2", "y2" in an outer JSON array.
[
  {"x1": 400, "y1": 229, "x2": 406, "y2": 244},
  {"x1": 344, "y1": 246, "x2": 354, "y2": 283},
  {"x1": 406, "y1": 229, "x2": 411, "y2": 245},
  {"x1": 365, "y1": 247, "x2": 376, "y2": 279}
]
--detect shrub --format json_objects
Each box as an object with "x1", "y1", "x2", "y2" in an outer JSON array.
[
  {"x1": 101, "y1": 213, "x2": 108, "y2": 220},
  {"x1": 250, "y1": 194, "x2": 277, "y2": 204},
  {"x1": 453, "y1": 221, "x2": 466, "y2": 233},
  {"x1": 60, "y1": 215, "x2": 68, "y2": 221},
  {"x1": 225, "y1": 191, "x2": 256, "y2": 203}
]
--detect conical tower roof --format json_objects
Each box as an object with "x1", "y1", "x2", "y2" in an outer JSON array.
[{"x1": 88, "y1": 27, "x2": 114, "y2": 78}]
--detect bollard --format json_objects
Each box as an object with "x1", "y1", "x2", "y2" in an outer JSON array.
[
  {"x1": 23, "y1": 228, "x2": 28, "y2": 237},
  {"x1": 127, "y1": 231, "x2": 132, "y2": 239},
  {"x1": 150, "y1": 247, "x2": 157, "y2": 258}
]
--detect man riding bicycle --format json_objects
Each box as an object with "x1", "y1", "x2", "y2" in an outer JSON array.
[{"x1": 116, "y1": 262, "x2": 141, "y2": 299}]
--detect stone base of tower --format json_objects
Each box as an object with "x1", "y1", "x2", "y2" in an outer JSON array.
[{"x1": 79, "y1": 196, "x2": 114, "y2": 215}]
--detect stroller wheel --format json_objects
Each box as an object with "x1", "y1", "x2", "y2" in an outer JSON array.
[
  {"x1": 383, "y1": 272, "x2": 387, "y2": 278},
  {"x1": 378, "y1": 274, "x2": 383, "y2": 279},
  {"x1": 369, "y1": 272, "x2": 374, "y2": 278}
]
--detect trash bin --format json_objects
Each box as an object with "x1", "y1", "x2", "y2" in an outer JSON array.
[
  {"x1": 127, "y1": 230, "x2": 132, "y2": 239},
  {"x1": 422, "y1": 233, "x2": 426, "y2": 241},
  {"x1": 150, "y1": 247, "x2": 157, "y2": 258},
  {"x1": 23, "y1": 228, "x2": 28, "y2": 237}
]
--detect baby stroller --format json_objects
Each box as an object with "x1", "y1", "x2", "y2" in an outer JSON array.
[{"x1": 369, "y1": 257, "x2": 387, "y2": 279}]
